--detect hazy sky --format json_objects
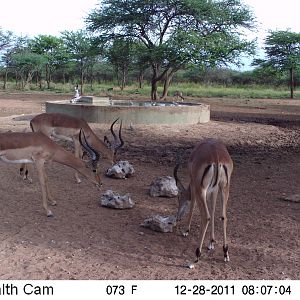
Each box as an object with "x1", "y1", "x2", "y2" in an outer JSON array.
[
  {"x1": 1, "y1": 0, "x2": 299, "y2": 69},
  {"x1": 0, "y1": 0, "x2": 99, "y2": 37},
  {"x1": 1, "y1": 0, "x2": 299, "y2": 37}
]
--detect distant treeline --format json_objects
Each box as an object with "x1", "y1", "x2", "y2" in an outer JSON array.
[{"x1": 1, "y1": 63, "x2": 298, "y2": 91}]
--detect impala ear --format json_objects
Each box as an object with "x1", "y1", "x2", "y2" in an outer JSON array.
[{"x1": 104, "y1": 135, "x2": 112, "y2": 147}]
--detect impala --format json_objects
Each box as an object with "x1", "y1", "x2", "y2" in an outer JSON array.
[
  {"x1": 174, "y1": 91, "x2": 184, "y2": 101},
  {"x1": 0, "y1": 130, "x2": 101, "y2": 217},
  {"x1": 27, "y1": 112, "x2": 124, "y2": 183},
  {"x1": 173, "y1": 138, "x2": 233, "y2": 263}
]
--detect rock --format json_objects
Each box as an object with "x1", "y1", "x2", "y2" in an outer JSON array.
[
  {"x1": 141, "y1": 215, "x2": 176, "y2": 233},
  {"x1": 100, "y1": 190, "x2": 135, "y2": 209},
  {"x1": 280, "y1": 194, "x2": 300, "y2": 203},
  {"x1": 183, "y1": 263, "x2": 195, "y2": 269},
  {"x1": 106, "y1": 160, "x2": 135, "y2": 179},
  {"x1": 149, "y1": 176, "x2": 178, "y2": 197}
]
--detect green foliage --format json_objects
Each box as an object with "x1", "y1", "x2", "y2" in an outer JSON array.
[
  {"x1": 106, "y1": 38, "x2": 137, "y2": 89},
  {"x1": 0, "y1": 28, "x2": 13, "y2": 51},
  {"x1": 10, "y1": 50, "x2": 47, "y2": 89},
  {"x1": 86, "y1": 0, "x2": 257, "y2": 99},
  {"x1": 264, "y1": 30, "x2": 300, "y2": 70},
  {"x1": 253, "y1": 30, "x2": 300, "y2": 98}
]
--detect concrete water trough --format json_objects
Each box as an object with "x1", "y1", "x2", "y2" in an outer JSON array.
[{"x1": 45, "y1": 96, "x2": 210, "y2": 125}]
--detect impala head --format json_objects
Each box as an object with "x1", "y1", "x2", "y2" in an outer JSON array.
[
  {"x1": 103, "y1": 118, "x2": 124, "y2": 163},
  {"x1": 174, "y1": 163, "x2": 191, "y2": 221},
  {"x1": 79, "y1": 129, "x2": 102, "y2": 186}
]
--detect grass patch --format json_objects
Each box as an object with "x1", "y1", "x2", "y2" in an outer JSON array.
[{"x1": 0, "y1": 81, "x2": 298, "y2": 99}]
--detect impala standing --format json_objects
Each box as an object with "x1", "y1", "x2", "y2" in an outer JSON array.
[
  {"x1": 27, "y1": 112, "x2": 124, "y2": 183},
  {"x1": 0, "y1": 131, "x2": 101, "y2": 217},
  {"x1": 174, "y1": 138, "x2": 233, "y2": 263}
]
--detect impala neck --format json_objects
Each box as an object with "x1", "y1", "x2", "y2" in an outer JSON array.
[
  {"x1": 52, "y1": 146, "x2": 101, "y2": 186},
  {"x1": 176, "y1": 184, "x2": 192, "y2": 221}
]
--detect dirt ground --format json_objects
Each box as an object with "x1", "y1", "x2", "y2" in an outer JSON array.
[{"x1": 0, "y1": 92, "x2": 299, "y2": 280}]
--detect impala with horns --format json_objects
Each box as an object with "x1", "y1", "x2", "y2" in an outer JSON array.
[
  {"x1": 0, "y1": 131, "x2": 101, "y2": 217},
  {"x1": 174, "y1": 138, "x2": 233, "y2": 263},
  {"x1": 28, "y1": 112, "x2": 124, "y2": 183}
]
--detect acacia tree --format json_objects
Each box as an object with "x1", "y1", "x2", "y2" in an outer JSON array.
[
  {"x1": 10, "y1": 50, "x2": 46, "y2": 89},
  {"x1": 254, "y1": 30, "x2": 300, "y2": 99},
  {"x1": 107, "y1": 38, "x2": 136, "y2": 90},
  {"x1": 0, "y1": 29, "x2": 16, "y2": 89},
  {"x1": 1, "y1": 36, "x2": 30, "y2": 89},
  {"x1": 86, "y1": 0, "x2": 256, "y2": 100},
  {"x1": 29, "y1": 35, "x2": 64, "y2": 89},
  {"x1": 61, "y1": 30, "x2": 99, "y2": 94},
  {"x1": 0, "y1": 28, "x2": 13, "y2": 51}
]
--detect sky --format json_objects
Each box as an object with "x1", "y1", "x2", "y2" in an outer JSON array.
[
  {"x1": 0, "y1": 0, "x2": 299, "y2": 69},
  {"x1": 0, "y1": 0, "x2": 99, "y2": 37}
]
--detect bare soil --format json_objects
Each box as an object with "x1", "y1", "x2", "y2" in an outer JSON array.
[{"x1": 0, "y1": 92, "x2": 299, "y2": 280}]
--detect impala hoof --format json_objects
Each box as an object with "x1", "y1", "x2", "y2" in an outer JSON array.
[
  {"x1": 223, "y1": 245, "x2": 229, "y2": 262},
  {"x1": 207, "y1": 239, "x2": 216, "y2": 250},
  {"x1": 47, "y1": 211, "x2": 54, "y2": 217},
  {"x1": 224, "y1": 256, "x2": 230, "y2": 262}
]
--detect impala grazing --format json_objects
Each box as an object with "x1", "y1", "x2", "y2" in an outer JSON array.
[
  {"x1": 0, "y1": 131, "x2": 101, "y2": 217},
  {"x1": 174, "y1": 91, "x2": 184, "y2": 101},
  {"x1": 28, "y1": 112, "x2": 124, "y2": 183},
  {"x1": 174, "y1": 138, "x2": 233, "y2": 263}
]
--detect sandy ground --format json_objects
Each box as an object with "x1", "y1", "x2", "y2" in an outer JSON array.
[{"x1": 0, "y1": 92, "x2": 299, "y2": 280}]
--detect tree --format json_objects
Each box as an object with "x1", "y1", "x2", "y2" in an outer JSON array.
[
  {"x1": 0, "y1": 28, "x2": 13, "y2": 51},
  {"x1": 29, "y1": 35, "x2": 64, "y2": 89},
  {"x1": 107, "y1": 38, "x2": 136, "y2": 90},
  {"x1": 0, "y1": 29, "x2": 15, "y2": 89},
  {"x1": 1, "y1": 35, "x2": 29, "y2": 89},
  {"x1": 10, "y1": 50, "x2": 47, "y2": 89},
  {"x1": 61, "y1": 30, "x2": 99, "y2": 94},
  {"x1": 254, "y1": 30, "x2": 300, "y2": 98},
  {"x1": 86, "y1": 0, "x2": 256, "y2": 100}
]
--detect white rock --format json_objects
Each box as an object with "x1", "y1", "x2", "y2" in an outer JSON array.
[
  {"x1": 149, "y1": 176, "x2": 178, "y2": 197},
  {"x1": 141, "y1": 215, "x2": 176, "y2": 233},
  {"x1": 106, "y1": 160, "x2": 135, "y2": 179},
  {"x1": 101, "y1": 190, "x2": 134, "y2": 209}
]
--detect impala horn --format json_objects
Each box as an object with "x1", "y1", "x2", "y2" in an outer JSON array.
[
  {"x1": 79, "y1": 129, "x2": 100, "y2": 164},
  {"x1": 104, "y1": 118, "x2": 124, "y2": 152}
]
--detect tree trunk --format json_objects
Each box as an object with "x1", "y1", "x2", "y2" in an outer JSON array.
[
  {"x1": 63, "y1": 72, "x2": 66, "y2": 85},
  {"x1": 80, "y1": 59, "x2": 84, "y2": 95},
  {"x1": 138, "y1": 70, "x2": 144, "y2": 89},
  {"x1": 151, "y1": 79, "x2": 158, "y2": 100},
  {"x1": 89, "y1": 65, "x2": 94, "y2": 91},
  {"x1": 160, "y1": 71, "x2": 175, "y2": 100},
  {"x1": 151, "y1": 64, "x2": 159, "y2": 100},
  {"x1": 120, "y1": 68, "x2": 126, "y2": 91},
  {"x1": 46, "y1": 63, "x2": 50, "y2": 89},
  {"x1": 2, "y1": 68, "x2": 8, "y2": 89},
  {"x1": 15, "y1": 71, "x2": 18, "y2": 88},
  {"x1": 290, "y1": 67, "x2": 294, "y2": 99}
]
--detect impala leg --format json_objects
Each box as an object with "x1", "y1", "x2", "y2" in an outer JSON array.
[
  {"x1": 221, "y1": 185, "x2": 230, "y2": 262},
  {"x1": 182, "y1": 196, "x2": 196, "y2": 237},
  {"x1": 35, "y1": 160, "x2": 53, "y2": 217},
  {"x1": 19, "y1": 163, "x2": 32, "y2": 183},
  {"x1": 208, "y1": 188, "x2": 218, "y2": 250},
  {"x1": 195, "y1": 189, "x2": 210, "y2": 263},
  {"x1": 73, "y1": 138, "x2": 82, "y2": 183},
  {"x1": 44, "y1": 169, "x2": 56, "y2": 206}
]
